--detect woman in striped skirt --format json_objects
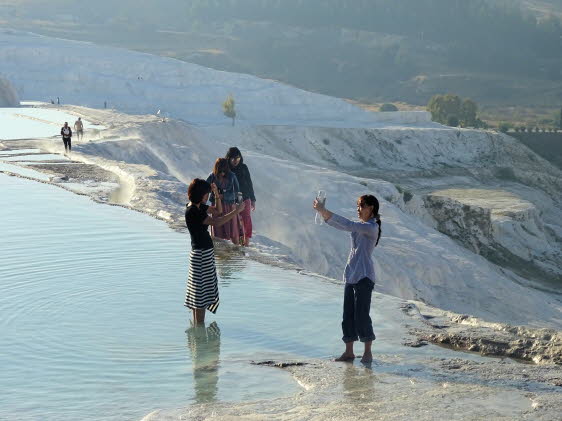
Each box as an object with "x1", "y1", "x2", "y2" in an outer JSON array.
[{"x1": 185, "y1": 178, "x2": 245, "y2": 324}]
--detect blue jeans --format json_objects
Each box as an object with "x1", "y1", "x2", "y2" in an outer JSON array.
[{"x1": 342, "y1": 277, "x2": 376, "y2": 343}]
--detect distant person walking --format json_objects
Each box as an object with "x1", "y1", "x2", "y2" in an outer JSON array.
[
  {"x1": 206, "y1": 158, "x2": 242, "y2": 245},
  {"x1": 185, "y1": 179, "x2": 245, "y2": 324},
  {"x1": 74, "y1": 117, "x2": 84, "y2": 141},
  {"x1": 60, "y1": 122, "x2": 72, "y2": 153},
  {"x1": 226, "y1": 147, "x2": 256, "y2": 246},
  {"x1": 313, "y1": 194, "x2": 382, "y2": 364}
]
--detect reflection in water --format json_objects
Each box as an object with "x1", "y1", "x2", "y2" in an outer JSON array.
[
  {"x1": 186, "y1": 322, "x2": 221, "y2": 403},
  {"x1": 342, "y1": 364, "x2": 377, "y2": 403},
  {"x1": 214, "y1": 246, "x2": 247, "y2": 284}
]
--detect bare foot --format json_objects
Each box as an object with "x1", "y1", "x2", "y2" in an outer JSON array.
[
  {"x1": 360, "y1": 352, "x2": 373, "y2": 364},
  {"x1": 335, "y1": 352, "x2": 356, "y2": 362}
]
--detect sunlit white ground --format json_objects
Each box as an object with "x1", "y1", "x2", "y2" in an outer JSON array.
[{"x1": 0, "y1": 105, "x2": 105, "y2": 140}]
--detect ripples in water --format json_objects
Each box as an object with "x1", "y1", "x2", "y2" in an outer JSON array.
[{"x1": 1, "y1": 174, "x2": 351, "y2": 421}]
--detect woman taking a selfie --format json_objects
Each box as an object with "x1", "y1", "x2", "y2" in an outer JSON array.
[
  {"x1": 185, "y1": 178, "x2": 245, "y2": 324},
  {"x1": 313, "y1": 194, "x2": 382, "y2": 364}
]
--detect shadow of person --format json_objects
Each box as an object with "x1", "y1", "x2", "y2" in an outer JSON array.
[{"x1": 186, "y1": 321, "x2": 221, "y2": 404}]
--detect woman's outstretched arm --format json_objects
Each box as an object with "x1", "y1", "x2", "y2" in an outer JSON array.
[
  {"x1": 313, "y1": 199, "x2": 377, "y2": 237},
  {"x1": 204, "y1": 201, "x2": 245, "y2": 227}
]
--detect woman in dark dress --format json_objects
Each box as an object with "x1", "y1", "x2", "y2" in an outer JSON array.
[
  {"x1": 225, "y1": 147, "x2": 256, "y2": 246},
  {"x1": 184, "y1": 178, "x2": 245, "y2": 324}
]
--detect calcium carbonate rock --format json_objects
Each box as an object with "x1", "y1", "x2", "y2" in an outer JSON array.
[{"x1": 424, "y1": 188, "x2": 561, "y2": 284}]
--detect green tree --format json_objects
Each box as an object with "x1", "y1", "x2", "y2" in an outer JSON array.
[
  {"x1": 380, "y1": 103, "x2": 398, "y2": 112},
  {"x1": 460, "y1": 99, "x2": 478, "y2": 127},
  {"x1": 559, "y1": 107, "x2": 562, "y2": 130},
  {"x1": 427, "y1": 94, "x2": 462, "y2": 125},
  {"x1": 223, "y1": 94, "x2": 236, "y2": 126},
  {"x1": 447, "y1": 115, "x2": 459, "y2": 127}
]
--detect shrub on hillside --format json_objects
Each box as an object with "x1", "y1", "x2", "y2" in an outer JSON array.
[
  {"x1": 475, "y1": 118, "x2": 487, "y2": 129},
  {"x1": 380, "y1": 103, "x2": 398, "y2": 112},
  {"x1": 499, "y1": 122, "x2": 511, "y2": 133}
]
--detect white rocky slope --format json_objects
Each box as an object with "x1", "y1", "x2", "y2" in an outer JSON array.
[
  {"x1": 0, "y1": 29, "x2": 433, "y2": 128},
  {"x1": 2, "y1": 28, "x2": 560, "y2": 327},
  {"x1": 207, "y1": 125, "x2": 562, "y2": 285},
  {"x1": 43, "y1": 110, "x2": 558, "y2": 329}
]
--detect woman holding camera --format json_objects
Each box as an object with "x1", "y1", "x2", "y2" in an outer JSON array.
[
  {"x1": 206, "y1": 158, "x2": 242, "y2": 245},
  {"x1": 185, "y1": 178, "x2": 245, "y2": 324},
  {"x1": 313, "y1": 194, "x2": 382, "y2": 363}
]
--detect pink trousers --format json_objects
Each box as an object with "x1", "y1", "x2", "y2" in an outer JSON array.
[{"x1": 239, "y1": 199, "x2": 253, "y2": 239}]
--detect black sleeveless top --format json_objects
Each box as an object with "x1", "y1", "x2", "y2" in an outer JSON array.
[{"x1": 185, "y1": 204, "x2": 213, "y2": 250}]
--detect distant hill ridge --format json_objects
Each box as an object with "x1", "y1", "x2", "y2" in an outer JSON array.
[{"x1": 1, "y1": 0, "x2": 561, "y2": 107}]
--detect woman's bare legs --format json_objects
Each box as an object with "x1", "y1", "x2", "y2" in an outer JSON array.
[
  {"x1": 335, "y1": 341, "x2": 355, "y2": 361},
  {"x1": 192, "y1": 308, "x2": 206, "y2": 325},
  {"x1": 361, "y1": 341, "x2": 373, "y2": 363}
]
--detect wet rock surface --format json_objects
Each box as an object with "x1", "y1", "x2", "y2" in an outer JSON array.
[
  {"x1": 26, "y1": 163, "x2": 119, "y2": 183},
  {"x1": 403, "y1": 303, "x2": 562, "y2": 365},
  {"x1": 144, "y1": 356, "x2": 562, "y2": 421},
  {"x1": 251, "y1": 360, "x2": 308, "y2": 368}
]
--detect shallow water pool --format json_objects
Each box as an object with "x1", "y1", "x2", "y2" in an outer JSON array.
[
  {"x1": 0, "y1": 174, "x2": 378, "y2": 420},
  {"x1": 0, "y1": 170, "x2": 509, "y2": 420}
]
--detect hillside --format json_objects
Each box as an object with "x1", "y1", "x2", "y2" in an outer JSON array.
[
  {"x1": 1, "y1": 0, "x2": 561, "y2": 114},
  {"x1": 1, "y1": 30, "x2": 560, "y2": 328}
]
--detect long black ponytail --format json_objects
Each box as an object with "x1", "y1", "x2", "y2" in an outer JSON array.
[{"x1": 360, "y1": 194, "x2": 382, "y2": 246}]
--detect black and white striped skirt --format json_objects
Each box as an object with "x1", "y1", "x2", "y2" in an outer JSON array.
[{"x1": 184, "y1": 248, "x2": 220, "y2": 313}]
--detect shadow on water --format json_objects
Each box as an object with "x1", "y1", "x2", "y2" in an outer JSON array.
[{"x1": 186, "y1": 321, "x2": 222, "y2": 404}]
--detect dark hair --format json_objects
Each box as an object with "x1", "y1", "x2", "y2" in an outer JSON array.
[
  {"x1": 213, "y1": 158, "x2": 230, "y2": 177},
  {"x1": 226, "y1": 146, "x2": 244, "y2": 167},
  {"x1": 188, "y1": 178, "x2": 211, "y2": 204},
  {"x1": 360, "y1": 194, "x2": 382, "y2": 246}
]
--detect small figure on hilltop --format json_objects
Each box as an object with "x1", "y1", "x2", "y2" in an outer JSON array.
[
  {"x1": 57, "y1": 97, "x2": 60, "y2": 105},
  {"x1": 226, "y1": 147, "x2": 256, "y2": 246},
  {"x1": 313, "y1": 194, "x2": 382, "y2": 364},
  {"x1": 74, "y1": 117, "x2": 84, "y2": 141},
  {"x1": 60, "y1": 122, "x2": 72, "y2": 153}
]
